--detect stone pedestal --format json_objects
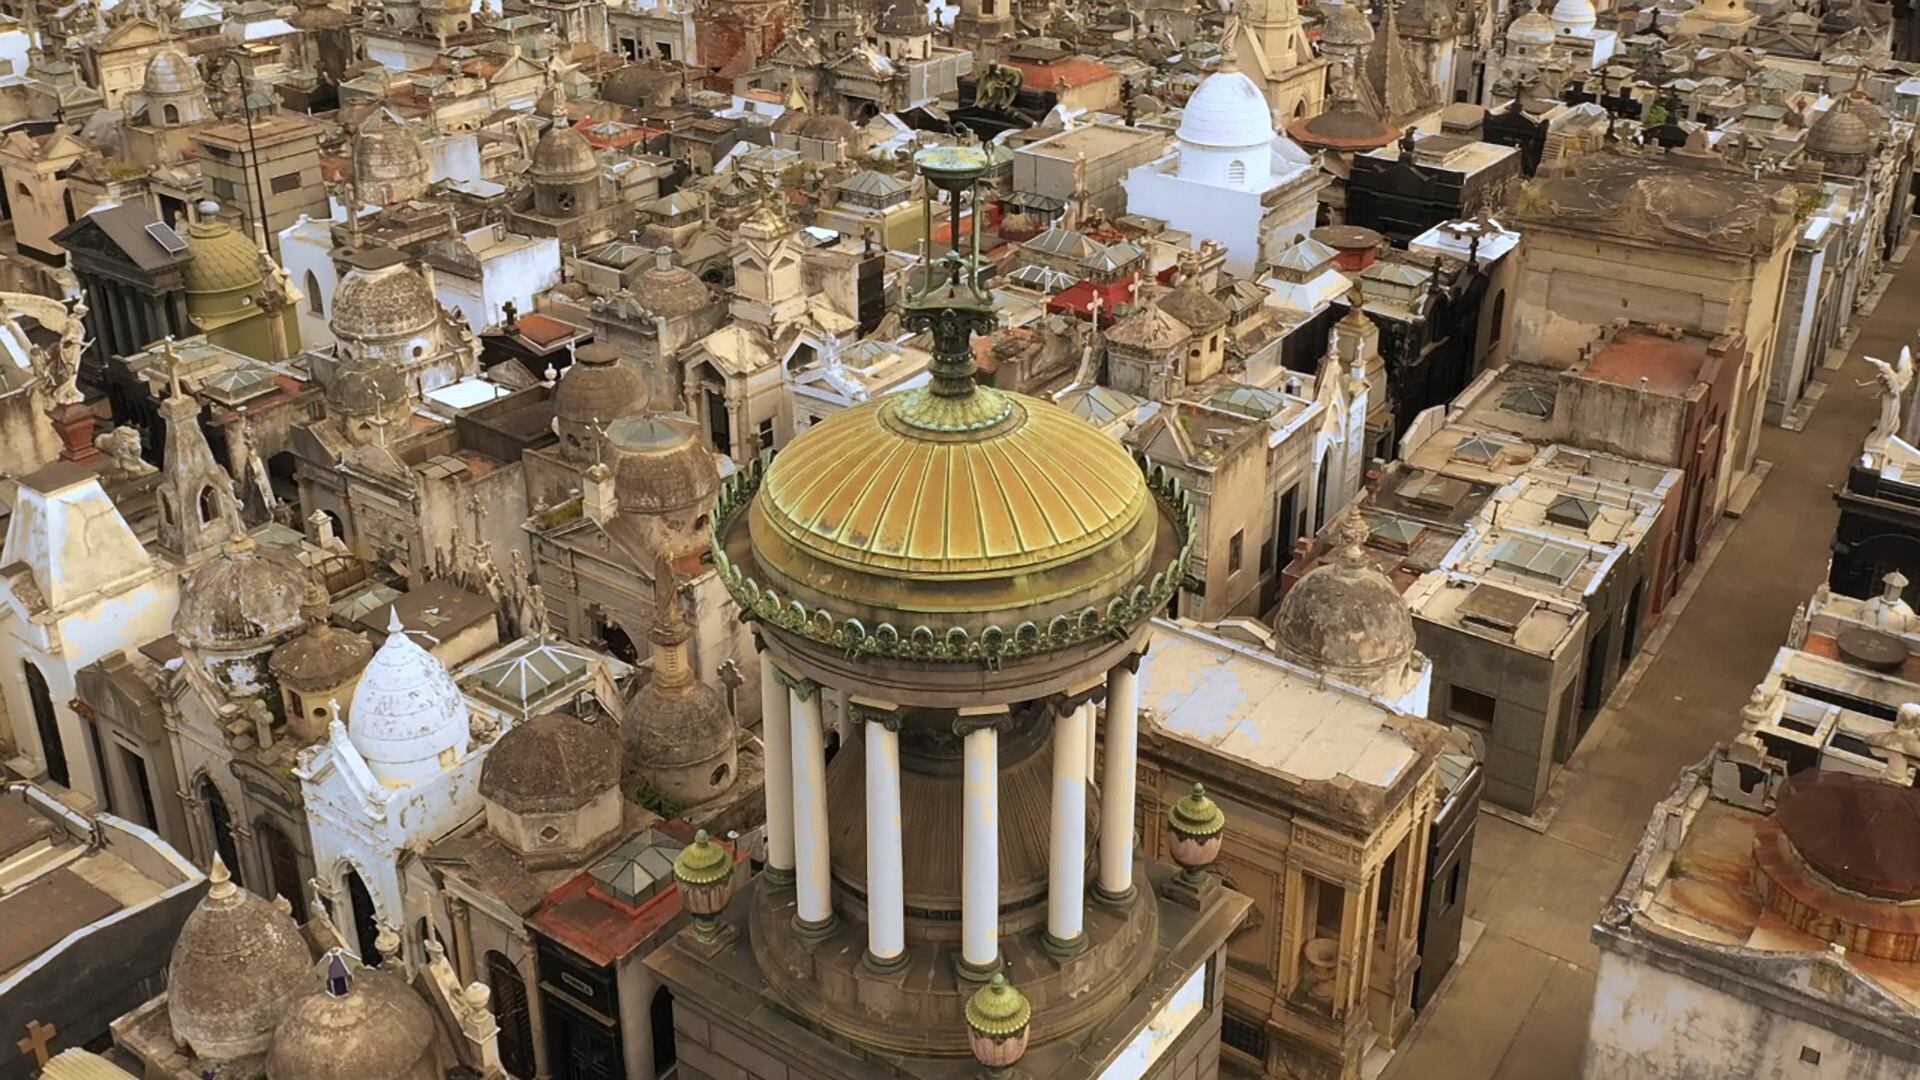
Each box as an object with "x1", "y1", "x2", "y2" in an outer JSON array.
[{"x1": 48, "y1": 402, "x2": 102, "y2": 462}]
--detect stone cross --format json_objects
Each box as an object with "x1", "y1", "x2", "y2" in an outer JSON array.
[{"x1": 16, "y1": 1020, "x2": 56, "y2": 1067}]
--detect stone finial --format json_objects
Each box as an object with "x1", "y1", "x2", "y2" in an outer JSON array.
[
  {"x1": 1883, "y1": 570, "x2": 1909, "y2": 603},
  {"x1": 964, "y1": 973, "x2": 1031, "y2": 1074},
  {"x1": 207, "y1": 853, "x2": 236, "y2": 900}
]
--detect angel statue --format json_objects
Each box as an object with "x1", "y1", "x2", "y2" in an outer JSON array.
[
  {"x1": 1868, "y1": 702, "x2": 1920, "y2": 786},
  {"x1": 38, "y1": 326, "x2": 84, "y2": 407},
  {"x1": 1864, "y1": 345, "x2": 1914, "y2": 443}
]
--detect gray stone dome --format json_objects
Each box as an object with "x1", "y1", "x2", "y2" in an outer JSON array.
[
  {"x1": 144, "y1": 49, "x2": 202, "y2": 95},
  {"x1": 353, "y1": 109, "x2": 431, "y2": 205},
  {"x1": 167, "y1": 858, "x2": 312, "y2": 1065},
  {"x1": 266, "y1": 959, "x2": 438, "y2": 1080},
  {"x1": 553, "y1": 343, "x2": 649, "y2": 447},
  {"x1": 609, "y1": 414, "x2": 719, "y2": 516},
  {"x1": 270, "y1": 584, "x2": 373, "y2": 692},
  {"x1": 622, "y1": 557, "x2": 736, "y2": 806},
  {"x1": 174, "y1": 536, "x2": 307, "y2": 654},
  {"x1": 1273, "y1": 514, "x2": 1416, "y2": 689},
  {"x1": 630, "y1": 249, "x2": 714, "y2": 318},
  {"x1": 879, "y1": 0, "x2": 930, "y2": 34},
  {"x1": 530, "y1": 124, "x2": 599, "y2": 184},
  {"x1": 332, "y1": 261, "x2": 439, "y2": 343},
  {"x1": 481, "y1": 713, "x2": 621, "y2": 814},
  {"x1": 1322, "y1": 0, "x2": 1376, "y2": 46},
  {"x1": 1809, "y1": 95, "x2": 1877, "y2": 157}
]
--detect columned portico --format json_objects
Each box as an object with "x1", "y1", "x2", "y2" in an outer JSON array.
[
  {"x1": 759, "y1": 649, "x2": 795, "y2": 882},
  {"x1": 789, "y1": 677, "x2": 834, "y2": 936},
  {"x1": 1098, "y1": 657, "x2": 1142, "y2": 903}
]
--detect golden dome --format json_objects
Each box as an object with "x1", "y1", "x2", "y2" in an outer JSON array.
[
  {"x1": 717, "y1": 383, "x2": 1191, "y2": 662},
  {"x1": 184, "y1": 216, "x2": 264, "y2": 296},
  {"x1": 759, "y1": 390, "x2": 1147, "y2": 578}
]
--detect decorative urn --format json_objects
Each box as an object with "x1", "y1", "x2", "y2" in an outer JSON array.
[
  {"x1": 964, "y1": 972, "x2": 1031, "y2": 1077},
  {"x1": 1167, "y1": 783, "x2": 1227, "y2": 885},
  {"x1": 672, "y1": 829, "x2": 736, "y2": 944}
]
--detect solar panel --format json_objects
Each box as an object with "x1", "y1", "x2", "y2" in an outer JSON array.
[{"x1": 145, "y1": 221, "x2": 188, "y2": 254}]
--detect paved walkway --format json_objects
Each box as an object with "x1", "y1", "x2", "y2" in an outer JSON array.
[{"x1": 1379, "y1": 244, "x2": 1918, "y2": 1080}]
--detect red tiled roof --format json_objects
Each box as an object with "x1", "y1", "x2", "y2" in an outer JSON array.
[
  {"x1": 1004, "y1": 56, "x2": 1116, "y2": 92},
  {"x1": 513, "y1": 313, "x2": 582, "y2": 348}
]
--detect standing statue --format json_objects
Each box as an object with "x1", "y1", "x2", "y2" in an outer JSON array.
[{"x1": 1864, "y1": 345, "x2": 1914, "y2": 443}]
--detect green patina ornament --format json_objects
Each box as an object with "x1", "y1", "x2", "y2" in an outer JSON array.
[
  {"x1": 673, "y1": 829, "x2": 732, "y2": 890},
  {"x1": 1169, "y1": 783, "x2": 1226, "y2": 841},
  {"x1": 964, "y1": 973, "x2": 1032, "y2": 1039}
]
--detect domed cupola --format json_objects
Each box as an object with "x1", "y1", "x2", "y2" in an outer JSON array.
[
  {"x1": 1321, "y1": 0, "x2": 1376, "y2": 49},
  {"x1": 1807, "y1": 90, "x2": 1881, "y2": 176},
  {"x1": 481, "y1": 712, "x2": 623, "y2": 867},
  {"x1": 1508, "y1": 0, "x2": 1557, "y2": 46},
  {"x1": 1549, "y1": 0, "x2": 1596, "y2": 34},
  {"x1": 622, "y1": 555, "x2": 737, "y2": 807},
  {"x1": 266, "y1": 954, "x2": 439, "y2": 1080},
  {"x1": 329, "y1": 248, "x2": 446, "y2": 368},
  {"x1": 552, "y1": 342, "x2": 649, "y2": 462},
  {"x1": 629, "y1": 247, "x2": 714, "y2": 320},
  {"x1": 270, "y1": 576, "x2": 374, "y2": 741},
  {"x1": 346, "y1": 609, "x2": 470, "y2": 785},
  {"x1": 1175, "y1": 58, "x2": 1281, "y2": 189},
  {"x1": 1273, "y1": 512, "x2": 1418, "y2": 694},
  {"x1": 530, "y1": 116, "x2": 602, "y2": 218},
  {"x1": 174, "y1": 532, "x2": 308, "y2": 696},
  {"x1": 605, "y1": 412, "x2": 720, "y2": 562},
  {"x1": 166, "y1": 857, "x2": 313, "y2": 1067},
  {"x1": 183, "y1": 204, "x2": 268, "y2": 336},
  {"x1": 352, "y1": 108, "x2": 431, "y2": 206},
  {"x1": 140, "y1": 48, "x2": 210, "y2": 127}
]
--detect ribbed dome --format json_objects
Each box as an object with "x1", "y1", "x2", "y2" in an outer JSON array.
[
  {"x1": 609, "y1": 414, "x2": 718, "y2": 515},
  {"x1": 353, "y1": 109, "x2": 430, "y2": 204},
  {"x1": 1177, "y1": 68, "x2": 1276, "y2": 150},
  {"x1": 630, "y1": 249, "x2": 714, "y2": 317},
  {"x1": 144, "y1": 49, "x2": 202, "y2": 95},
  {"x1": 183, "y1": 217, "x2": 264, "y2": 296},
  {"x1": 1273, "y1": 516, "x2": 1416, "y2": 689},
  {"x1": 1549, "y1": 0, "x2": 1596, "y2": 32},
  {"x1": 167, "y1": 859, "x2": 312, "y2": 1065},
  {"x1": 346, "y1": 611, "x2": 469, "y2": 785},
  {"x1": 265, "y1": 961, "x2": 438, "y2": 1080},
  {"x1": 1156, "y1": 275, "x2": 1229, "y2": 330},
  {"x1": 1809, "y1": 96, "x2": 1877, "y2": 157},
  {"x1": 623, "y1": 677, "x2": 733, "y2": 792},
  {"x1": 531, "y1": 124, "x2": 599, "y2": 183},
  {"x1": 270, "y1": 591, "x2": 373, "y2": 691},
  {"x1": 554, "y1": 344, "x2": 648, "y2": 430},
  {"x1": 482, "y1": 713, "x2": 621, "y2": 814},
  {"x1": 174, "y1": 537, "x2": 306, "y2": 652},
  {"x1": 1322, "y1": 0, "x2": 1376, "y2": 46},
  {"x1": 332, "y1": 261, "x2": 439, "y2": 343}
]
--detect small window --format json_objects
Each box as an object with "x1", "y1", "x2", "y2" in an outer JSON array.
[
  {"x1": 1799, "y1": 1047, "x2": 1821, "y2": 1066},
  {"x1": 537, "y1": 824, "x2": 562, "y2": 844},
  {"x1": 1446, "y1": 861, "x2": 1462, "y2": 907},
  {"x1": 710, "y1": 762, "x2": 730, "y2": 787},
  {"x1": 1228, "y1": 530, "x2": 1243, "y2": 574},
  {"x1": 757, "y1": 417, "x2": 775, "y2": 450},
  {"x1": 1227, "y1": 159, "x2": 1246, "y2": 185},
  {"x1": 1448, "y1": 685, "x2": 1497, "y2": 726},
  {"x1": 270, "y1": 171, "x2": 302, "y2": 194},
  {"x1": 305, "y1": 270, "x2": 323, "y2": 315},
  {"x1": 163, "y1": 103, "x2": 179, "y2": 124}
]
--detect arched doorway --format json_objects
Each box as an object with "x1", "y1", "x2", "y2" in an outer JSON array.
[
  {"x1": 258, "y1": 819, "x2": 304, "y2": 910},
  {"x1": 650, "y1": 985, "x2": 677, "y2": 1075},
  {"x1": 344, "y1": 867, "x2": 381, "y2": 963},
  {"x1": 24, "y1": 660, "x2": 68, "y2": 787},
  {"x1": 201, "y1": 777, "x2": 243, "y2": 886},
  {"x1": 488, "y1": 951, "x2": 536, "y2": 1078}
]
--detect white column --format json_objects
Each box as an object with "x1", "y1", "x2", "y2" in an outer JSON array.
[
  {"x1": 790, "y1": 681, "x2": 834, "y2": 932},
  {"x1": 863, "y1": 710, "x2": 906, "y2": 968},
  {"x1": 960, "y1": 717, "x2": 1000, "y2": 973},
  {"x1": 1047, "y1": 701, "x2": 1090, "y2": 951},
  {"x1": 1098, "y1": 661, "x2": 1140, "y2": 902},
  {"x1": 758, "y1": 650, "x2": 794, "y2": 881}
]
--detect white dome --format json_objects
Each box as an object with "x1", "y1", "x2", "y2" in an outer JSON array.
[
  {"x1": 1178, "y1": 68, "x2": 1277, "y2": 150},
  {"x1": 1550, "y1": 0, "x2": 1595, "y2": 31},
  {"x1": 347, "y1": 609, "x2": 469, "y2": 784},
  {"x1": 1508, "y1": 8, "x2": 1556, "y2": 44}
]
